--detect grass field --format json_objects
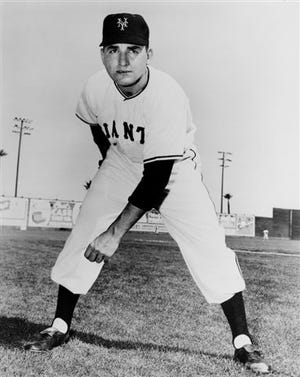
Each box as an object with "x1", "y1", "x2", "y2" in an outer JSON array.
[{"x1": 0, "y1": 228, "x2": 299, "y2": 377}]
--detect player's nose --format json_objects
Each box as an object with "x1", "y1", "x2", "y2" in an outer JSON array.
[{"x1": 118, "y1": 51, "x2": 129, "y2": 66}]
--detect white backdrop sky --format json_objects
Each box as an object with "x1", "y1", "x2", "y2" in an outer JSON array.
[{"x1": 0, "y1": 1, "x2": 299, "y2": 217}]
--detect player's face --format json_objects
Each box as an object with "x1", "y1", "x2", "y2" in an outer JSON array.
[{"x1": 101, "y1": 43, "x2": 151, "y2": 90}]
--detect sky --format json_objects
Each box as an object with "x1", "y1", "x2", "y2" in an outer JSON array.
[{"x1": 0, "y1": 1, "x2": 299, "y2": 217}]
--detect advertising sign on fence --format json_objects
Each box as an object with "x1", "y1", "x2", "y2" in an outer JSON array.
[
  {"x1": 147, "y1": 210, "x2": 162, "y2": 224},
  {"x1": 218, "y1": 213, "x2": 255, "y2": 237},
  {"x1": 0, "y1": 197, "x2": 29, "y2": 229},
  {"x1": 28, "y1": 199, "x2": 81, "y2": 228},
  {"x1": 218, "y1": 214, "x2": 237, "y2": 236},
  {"x1": 0, "y1": 195, "x2": 255, "y2": 236},
  {"x1": 235, "y1": 214, "x2": 255, "y2": 236}
]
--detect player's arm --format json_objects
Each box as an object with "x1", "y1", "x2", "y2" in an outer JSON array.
[
  {"x1": 75, "y1": 77, "x2": 110, "y2": 165},
  {"x1": 84, "y1": 159, "x2": 175, "y2": 263},
  {"x1": 89, "y1": 125, "x2": 111, "y2": 165},
  {"x1": 106, "y1": 158, "x2": 175, "y2": 234}
]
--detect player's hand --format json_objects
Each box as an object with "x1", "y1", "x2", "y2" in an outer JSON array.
[{"x1": 84, "y1": 230, "x2": 120, "y2": 263}]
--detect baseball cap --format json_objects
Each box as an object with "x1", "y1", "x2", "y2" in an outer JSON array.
[{"x1": 100, "y1": 13, "x2": 149, "y2": 47}]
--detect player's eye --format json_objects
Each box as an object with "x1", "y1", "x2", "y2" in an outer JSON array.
[
  {"x1": 106, "y1": 47, "x2": 118, "y2": 54},
  {"x1": 128, "y1": 47, "x2": 141, "y2": 55}
]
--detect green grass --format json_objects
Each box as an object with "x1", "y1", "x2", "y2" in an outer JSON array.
[{"x1": 0, "y1": 229, "x2": 299, "y2": 377}]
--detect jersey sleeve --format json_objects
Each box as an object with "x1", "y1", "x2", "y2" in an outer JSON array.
[
  {"x1": 143, "y1": 85, "x2": 188, "y2": 164},
  {"x1": 75, "y1": 79, "x2": 98, "y2": 125}
]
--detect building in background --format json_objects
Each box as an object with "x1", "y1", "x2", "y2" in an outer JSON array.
[{"x1": 255, "y1": 208, "x2": 300, "y2": 240}]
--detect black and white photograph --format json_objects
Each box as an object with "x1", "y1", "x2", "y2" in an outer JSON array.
[{"x1": 0, "y1": 1, "x2": 299, "y2": 376}]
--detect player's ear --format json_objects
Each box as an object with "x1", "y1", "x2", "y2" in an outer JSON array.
[
  {"x1": 146, "y1": 47, "x2": 153, "y2": 61},
  {"x1": 100, "y1": 47, "x2": 105, "y2": 62}
]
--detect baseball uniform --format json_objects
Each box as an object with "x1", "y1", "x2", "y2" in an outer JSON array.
[{"x1": 51, "y1": 65, "x2": 245, "y2": 303}]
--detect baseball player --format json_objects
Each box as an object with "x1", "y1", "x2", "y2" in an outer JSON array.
[{"x1": 25, "y1": 13, "x2": 270, "y2": 374}]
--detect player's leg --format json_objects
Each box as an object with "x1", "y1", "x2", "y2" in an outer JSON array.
[
  {"x1": 159, "y1": 158, "x2": 270, "y2": 373},
  {"x1": 160, "y1": 160, "x2": 245, "y2": 303},
  {"x1": 24, "y1": 152, "x2": 142, "y2": 351},
  {"x1": 24, "y1": 285, "x2": 79, "y2": 352},
  {"x1": 220, "y1": 292, "x2": 270, "y2": 373},
  {"x1": 51, "y1": 151, "x2": 142, "y2": 293}
]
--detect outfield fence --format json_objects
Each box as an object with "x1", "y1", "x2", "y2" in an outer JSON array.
[{"x1": 0, "y1": 196, "x2": 255, "y2": 236}]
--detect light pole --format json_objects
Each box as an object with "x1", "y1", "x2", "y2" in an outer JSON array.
[
  {"x1": 12, "y1": 117, "x2": 33, "y2": 197},
  {"x1": 218, "y1": 151, "x2": 232, "y2": 214}
]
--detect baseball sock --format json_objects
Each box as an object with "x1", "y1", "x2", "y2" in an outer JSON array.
[
  {"x1": 220, "y1": 291, "x2": 251, "y2": 349},
  {"x1": 52, "y1": 285, "x2": 80, "y2": 333}
]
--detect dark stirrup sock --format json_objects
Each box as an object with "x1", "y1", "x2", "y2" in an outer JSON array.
[
  {"x1": 221, "y1": 291, "x2": 250, "y2": 341},
  {"x1": 53, "y1": 285, "x2": 80, "y2": 331}
]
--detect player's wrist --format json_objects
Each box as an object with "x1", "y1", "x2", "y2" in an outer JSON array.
[
  {"x1": 108, "y1": 202, "x2": 145, "y2": 239},
  {"x1": 108, "y1": 222, "x2": 126, "y2": 240}
]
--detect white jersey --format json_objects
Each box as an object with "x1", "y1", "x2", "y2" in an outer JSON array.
[{"x1": 76, "y1": 65, "x2": 197, "y2": 164}]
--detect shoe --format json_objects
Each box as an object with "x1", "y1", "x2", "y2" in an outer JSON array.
[
  {"x1": 24, "y1": 328, "x2": 70, "y2": 352},
  {"x1": 234, "y1": 344, "x2": 271, "y2": 374}
]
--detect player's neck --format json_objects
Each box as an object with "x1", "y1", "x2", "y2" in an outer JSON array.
[{"x1": 116, "y1": 67, "x2": 149, "y2": 98}]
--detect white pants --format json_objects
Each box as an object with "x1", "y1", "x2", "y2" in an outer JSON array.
[{"x1": 51, "y1": 148, "x2": 245, "y2": 304}]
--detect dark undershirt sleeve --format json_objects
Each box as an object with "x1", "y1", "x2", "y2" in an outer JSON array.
[
  {"x1": 128, "y1": 159, "x2": 175, "y2": 212},
  {"x1": 89, "y1": 125, "x2": 111, "y2": 160}
]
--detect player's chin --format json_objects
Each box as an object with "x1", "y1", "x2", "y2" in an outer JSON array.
[
  {"x1": 114, "y1": 73, "x2": 135, "y2": 86},
  {"x1": 115, "y1": 78, "x2": 135, "y2": 87}
]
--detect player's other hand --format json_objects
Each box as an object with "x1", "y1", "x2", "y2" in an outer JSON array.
[{"x1": 84, "y1": 230, "x2": 120, "y2": 263}]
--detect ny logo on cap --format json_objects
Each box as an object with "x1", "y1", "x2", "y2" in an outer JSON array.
[{"x1": 117, "y1": 18, "x2": 128, "y2": 31}]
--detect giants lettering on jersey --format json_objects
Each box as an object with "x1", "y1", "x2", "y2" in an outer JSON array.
[{"x1": 101, "y1": 121, "x2": 145, "y2": 144}]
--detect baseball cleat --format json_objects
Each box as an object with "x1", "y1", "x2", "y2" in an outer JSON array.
[
  {"x1": 24, "y1": 328, "x2": 70, "y2": 352},
  {"x1": 234, "y1": 344, "x2": 271, "y2": 374}
]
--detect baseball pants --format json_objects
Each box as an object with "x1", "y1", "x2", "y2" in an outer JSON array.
[{"x1": 51, "y1": 147, "x2": 245, "y2": 304}]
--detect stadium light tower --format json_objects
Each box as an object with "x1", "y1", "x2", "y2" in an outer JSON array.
[
  {"x1": 12, "y1": 117, "x2": 33, "y2": 197},
  {"x1": 218, "y1": 151, "x2": 232, "y2": 214}
]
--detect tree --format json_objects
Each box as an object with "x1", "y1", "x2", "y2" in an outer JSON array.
[
  {"x1": 0, "y1": 149, "x2": 8, "y2": 172},
  {"x1": 84, "y1": 180, "x2": 92, "y2": 190},
  {"x1": 224, "y1": 193, "x2": 233, "y2": 214}
]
